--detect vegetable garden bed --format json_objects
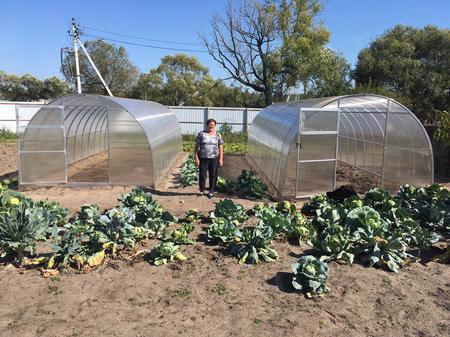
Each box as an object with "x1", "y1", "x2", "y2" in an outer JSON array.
[{"x1": 0, "y1": 144, "x2": 449, "y2": 337}]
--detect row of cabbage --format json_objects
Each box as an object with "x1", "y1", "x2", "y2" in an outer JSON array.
[
  {"x1": 0, "y1": 182, "x2": 448, "y2": 298},
  {"x1": 203, "y1": 184, "x2": 449, "y2": 297},
  {"x1": 179, "y1": 154, "x2": 268, "y2": 199},
  {"x1": 0, "y1": 186, "x2": 199, "y2": 269}
]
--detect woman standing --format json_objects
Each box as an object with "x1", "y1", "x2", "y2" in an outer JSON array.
[{"x1": 194, "y1": 119, "x2": 224, "y2": 198}]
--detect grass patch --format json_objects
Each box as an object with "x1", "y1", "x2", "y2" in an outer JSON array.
[{"x1": 0, "y1": 127, "x2": 16, "y2": 143}]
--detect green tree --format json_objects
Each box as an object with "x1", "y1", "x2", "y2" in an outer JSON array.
[
  {"x1": 201, "y1": 0, "x2": 334, "y2": 106},
  {"x1": 41, "y1": 77, "x2": 70, "y2": 99},
  {"x1": 353, "y1": 25, "x2": 450, "y2": 125},
  {"x1": 133, "y1": 54, "x2": 217, "y2": 106},
  {"x1": 131, "y1": 54, "x2": 266, "y2": 107},
  {"x1": 61, "y1": 39, "x2": 139, "y2": 97},
  {"x1": 0, "y1": 71, "x2": 23, "y2": 100},
  {"x1": 208, "y1": 82, "x2": 265, "y2": 107},
  {"x1": 0, "y1": 71, "x2": 69, "y2": 101}
]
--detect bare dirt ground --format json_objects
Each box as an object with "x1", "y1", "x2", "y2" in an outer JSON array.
[
  {"x1": 0, "y1": 143, "x2": 449, "y2": 337},
  {"x1": 67, "y1": 151, "x2": 109, "y2": 182}
]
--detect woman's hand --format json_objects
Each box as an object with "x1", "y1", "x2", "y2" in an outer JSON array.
[
  {"x1": 219, "y1": 159, "x2": 224, "y2": 167},
  {"x1": 195, "y1": 157, "x2": 200, "y2": 167}
]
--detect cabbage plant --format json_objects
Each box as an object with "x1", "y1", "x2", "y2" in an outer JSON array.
[
  {"x1": 49, "y1": 220, "x2": 107, "y2": 269},
  {"x1": 119, "y1": 188, "x2": 174, "y2": 224},
  {"x1": 0, "y1": 202, "x2": 51, "y2": 265},
  {"x1": 346, "y1": 206, "x2": 389, "y2": 238},
  {"x1": 36, "y1": 199, "x2": 69, "y2": 227},
  {"x1": 207, "y1": 217, "x2": 241, "y2": 244},
  {"x1": 311, "y1": 224, "x2": 354, "y2": 265},
  {"x1": 292, "y1": 255, "x2": 330, "y2": 298},
  {"x1": 229, "y1": 226, "x2": 278, "y2": 264},
  {"x1": 359, "y1": 235, "x2": 412, "y2": 273},
  {"x1": 165, "y1": 223, "x2": 195, "y2": 244},
  {"x1": 149, "y1": 241, "x2": 187, "y2": 265},
  {"x1": 210, "y1": 199, "x2": 248, "y2": 224},
  {"x1": 236, "y1": 170, "x2": 268, "y2": 199},
  {"x1": 97, "y1": 207, "x2": 142, "y2": 247},
  {"x1": 288, "y1": 213, "x2": 315, "y2": 245},
  {"x1": 256, "y1": 207, "x2": 292, "y2": 237},
  {"x1": 179, "y1": 154, "x2": 199, "y2": 187},
  {"x1": 275, "y1": 201, "x2": 297, "y2": 214},
  {"x1": 301, "y1": 194, "x2": 331, "y2": 216}
]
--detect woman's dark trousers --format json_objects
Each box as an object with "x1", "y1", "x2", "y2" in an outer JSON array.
[{"x1": 199, "y1": 157, "x2": 219, "y2": 193}]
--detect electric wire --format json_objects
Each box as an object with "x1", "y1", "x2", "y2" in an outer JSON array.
[
  {"x1": 82, "y1": 25, "x2": 203, "y2": 46},
  {"x1": 81, "y1": 33, "x2": 208, "y2": 53}
]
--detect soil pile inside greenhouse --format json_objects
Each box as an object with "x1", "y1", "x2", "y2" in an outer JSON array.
[{"x1": 1, "y1": 143, "x2": 449, "y2": 337}]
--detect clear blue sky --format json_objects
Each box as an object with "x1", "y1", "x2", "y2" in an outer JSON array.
[{"x1": 0, "y1": 0, "x2": 449, "y2": 81}]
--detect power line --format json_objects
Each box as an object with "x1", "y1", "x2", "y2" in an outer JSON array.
[
  {"x1": 82, "y1": 25, "x2": 203, "y2": 47},
  {"x1": 82, "y1": 33, "x2": 208, "y2": 53}
]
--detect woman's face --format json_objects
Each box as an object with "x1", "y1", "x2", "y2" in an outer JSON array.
[{"x1": 207, "y1": 122, "x2": 216, "y2": 131}]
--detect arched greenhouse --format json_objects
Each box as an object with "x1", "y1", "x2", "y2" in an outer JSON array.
[
  {"x1": 18, "y1": 94, "x2": 181, "y2": 187},
  {"x1": 247, "y1": 94, "x2": 434, "y2": 199}
]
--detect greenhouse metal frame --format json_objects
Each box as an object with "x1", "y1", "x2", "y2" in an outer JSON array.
[
  {"x1": 17, "y1": 94, "x2": 182, "y2": 187},
  {"x1": 247, "y1": 94, "x2": 434, "y2": 199}
]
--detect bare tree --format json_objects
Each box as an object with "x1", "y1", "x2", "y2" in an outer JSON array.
[
  {"x1": 200, "y1": 0, "x2": 331, "y2": 106},
  {"x1": 201, "y1": 0, "x2": 279, "y2": 105}
]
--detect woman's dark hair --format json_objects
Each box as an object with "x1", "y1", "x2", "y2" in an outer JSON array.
[{"x1": 206, "y1": 118, "x2": 217, "y2": 126}]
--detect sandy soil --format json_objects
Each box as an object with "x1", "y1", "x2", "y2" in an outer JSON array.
[
  {"x1": 1, "y1": 143, "x2": 449, "y2": 337},
  {"x1": 0, "y1": 142, "x2": 18, "y2": 181},
  {"x1": 67, "y1": 151, "x2": 109, "y2": 183}
]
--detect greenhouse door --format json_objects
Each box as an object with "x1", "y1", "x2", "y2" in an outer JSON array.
[
  {"x1": 295, "y1": 108, "x2": 339, "y2": 198},
  {"x1": 17, "y1": 105, "x2": 67, "y2": 185}
]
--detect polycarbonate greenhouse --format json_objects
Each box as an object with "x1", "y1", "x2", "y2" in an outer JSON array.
[
  {"x1": 18, "y1": 94, "x2": 181, "y2": 187},
  {"x1": 247, "y1": 94, "x2": 434, "y2": 199}
]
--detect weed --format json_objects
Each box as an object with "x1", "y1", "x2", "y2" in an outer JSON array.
[
  {"x1": 212, "y1": 282, "x2": 227, "y2": 295},
  {"x1": 47, "y1": 284, "x2": 60, "y2": 295},
  {"x1": 175, "y1": 288, "x2": 191, "y2": 298}
]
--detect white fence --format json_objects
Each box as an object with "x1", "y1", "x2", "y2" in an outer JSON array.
[
  {"x1": 0, "y1": 101, "x2": 262, "y2": 135},
  {"x1": 0, "y1": 101, "x2": 45, "y2": 132},
  {"x1": 169, "y1": 106, "x2": 261, "y2": 134}
]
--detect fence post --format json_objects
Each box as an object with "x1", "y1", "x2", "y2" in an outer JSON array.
[
  {"x1": 243, "y1": 108, "x2": 249, "y2": 132},
  {"x1": 204, "y1": 107, "x2": 209, "y2": 127}
]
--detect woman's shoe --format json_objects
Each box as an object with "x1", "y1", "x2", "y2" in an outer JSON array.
[
  {"x1": 197, "y1": 191, "x2": 205, "y2": 196},
  {"x1": 207, "y1": 192, "x2": 214, "y2": 199}
]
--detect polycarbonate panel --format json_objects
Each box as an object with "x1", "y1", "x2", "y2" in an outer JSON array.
[
  {"x1": 20, "y1": 152, "x2": 66, "y2": 183},
  {"x1": 110, "y1": 145, "x2": 153, "y2": 186},
  {"x1": 356, "y1": 140, "x2": 365, "y2": 167},
  {"x1": 296, "y1": 161, "x2": 335, "y2": 196},
  {"x1": 301, "y1": 109, "x2": 338, "y2": 131},
  {"x1": 110, "y1": 121, "x2": 146, "y2": 143},
  {"x1": 19, "y1": 127, "x2": 65, "y2": 152},
  {"x1": 365, "y1": 142, "x2": 374, "y2": 172},
  {"x1": 15, "y1": 105, "x2": 42, "y2": 129},
  {"x1": 383, "y1": 109, "x2": 433, "y2": 187},
  {"x1": 414, "y1": 152, "x2": 433, "y2": 186},
  {"x1": 18, "y1": 105, "x2": 66, "y2": 185},
  {"x1": 299, "y1": 134, "x2": 337, "y2": 161},
  {"x1": 374, "y1": 144, "x2": 384, "y2": 176},
  {"x1": 23, "y1": 106, "x2": 61, "y2": 126},
  {"x1": 382, "y1": 148, "x2": 414, "y2": 192}
]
